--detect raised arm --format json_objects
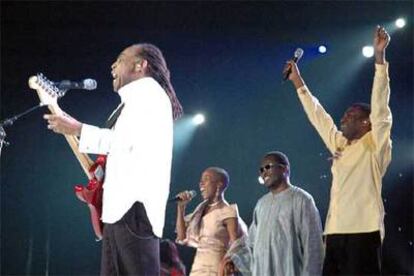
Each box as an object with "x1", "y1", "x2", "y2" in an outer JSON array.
[
  {"x1": 283, "y1": 61, "x2": 342, "y2": 154},
  {"x1": 371, "y1": 26, "x2": 392, "y2": 173}
]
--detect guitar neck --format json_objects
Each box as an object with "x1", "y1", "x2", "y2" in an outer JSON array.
[
  {"x1": 64, "y1": 135, "x2": 94, "y2": 180},
  {"x1": 47, "y1": 104, "x2": 94, "y2": 180}
]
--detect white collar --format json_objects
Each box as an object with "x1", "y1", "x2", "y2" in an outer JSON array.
[{"x1": 118, "y1": 77, "x2": 154, "y2": 102}]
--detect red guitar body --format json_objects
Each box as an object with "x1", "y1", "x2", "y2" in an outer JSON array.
[{"x1": 74, "y1": 155, "x2": 106, "y2": 240}]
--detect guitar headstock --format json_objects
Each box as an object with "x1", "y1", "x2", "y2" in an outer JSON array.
[{"x1": 28, "y1": 73, "x2": 65, "y2": 107}]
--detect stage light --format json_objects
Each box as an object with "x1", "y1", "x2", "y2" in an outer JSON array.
[
  {"x1": 362, "y1": 46, "x2": 374, "y2": 58},
  {"x1": 318, "y1": 45, "x2": 327, "y2": 54},
  {"x1": 192, "y1": 114, "x2": 205, "y2": 125},
  {"x1": 395, "y1": 18, "x2": 406, "y2": 28}
]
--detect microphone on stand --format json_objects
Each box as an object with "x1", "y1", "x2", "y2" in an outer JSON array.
[
  {"x1": 282, "y1": 48, "x2": 304, "y2": 81},
  {"x1": 53, "y1": 79, "x2": 97, "y2": 91}
]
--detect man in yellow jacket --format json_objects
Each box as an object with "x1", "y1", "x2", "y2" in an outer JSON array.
[{"x1": 284, "y1": 25, "x2": 392, "y2": 275}]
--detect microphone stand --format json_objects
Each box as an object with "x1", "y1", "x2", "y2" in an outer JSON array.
[{"x1": 0, "y1": 103, "x2": 46, "y2": 156}]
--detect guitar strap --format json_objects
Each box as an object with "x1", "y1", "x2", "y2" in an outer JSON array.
[{"x1": 105, "y1": 103, "x2": 125, "y2": 129}]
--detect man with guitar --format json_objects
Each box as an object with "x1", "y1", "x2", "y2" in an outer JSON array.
[{"x1": 44, "y1": 43, "x2": 183, "y2": 275}]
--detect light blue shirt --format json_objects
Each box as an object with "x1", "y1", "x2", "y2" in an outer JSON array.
[{"x1": 247, "y1": 186, "x2": 323, "y2": 276}]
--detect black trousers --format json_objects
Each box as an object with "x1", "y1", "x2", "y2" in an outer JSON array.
[
  {"x1": 323, "y1": 231, "x2": 382, "y2": 275},
  {"x1": 100, "y1": 202, "x2": 160, "y2": 276}
]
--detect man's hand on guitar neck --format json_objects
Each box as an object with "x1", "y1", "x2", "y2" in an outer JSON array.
[{"x1": 44, "y1": 112, "x2": 82, "y2": 137}]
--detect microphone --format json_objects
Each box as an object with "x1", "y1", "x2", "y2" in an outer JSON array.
[
  {"x1": 169, "y1": 190, "x2": 197, "y2": 202},
  {"x1": 53, "y1": 79, "x2": 97, "y2": 91},
  {"x1": 283, "y1": 48, "x2": 304, "y2": 81}
]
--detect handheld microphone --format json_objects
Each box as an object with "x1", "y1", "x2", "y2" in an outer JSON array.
[
  {"x1": 282, "y1": 48, "x2": 304, "y2": 81},
  {"x1": 53, "y1": 79, "x2": 97, "y2": 91},
  {"x1": 169, "y1": 190, "x2": 197, "y2": 202}
]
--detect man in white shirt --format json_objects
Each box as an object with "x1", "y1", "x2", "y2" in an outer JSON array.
[
  {"x1": 44, "y1": 43, "x2": 183, "y2": 275},
  {"x1": 284, "y1": 26, "x2": 392, "y2": 274}
]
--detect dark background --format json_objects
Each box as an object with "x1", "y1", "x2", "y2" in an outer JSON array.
[{"x1": 1, "y1": 1, "x2": 413, "y2": 275}]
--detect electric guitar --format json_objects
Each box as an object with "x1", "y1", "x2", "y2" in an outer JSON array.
[{"x1": 28, "y1": 73, "x2": 104, "y2": 240}]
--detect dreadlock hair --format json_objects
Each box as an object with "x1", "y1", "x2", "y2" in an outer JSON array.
[{"x1": 132, "y1": 43, "x2": 183, "y2": 120}]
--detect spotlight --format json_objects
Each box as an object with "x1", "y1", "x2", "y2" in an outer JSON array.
[
  {"x1": 362, "y1": 46, "x2": 374, "y2": 58},
  {"x1": 192, "y1": 114, "x2": 205, "y2": 125},
  {"x1": 395, "y1": 18, "x2": 406, "y2": 28},
  {"x1": 318, "y1": 45, "x2": 327, "y2": 54}
]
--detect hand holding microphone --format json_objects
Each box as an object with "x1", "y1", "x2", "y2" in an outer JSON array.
[
  {"x1": 282, "y1": 48, "x2": 305, "y2": 89},
  {"x1": 282, "y1": 48, "x2": 303, "y2": 80},
  {"x1": 172, "y1": 190, "x2": 197, "y2": 207}
]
